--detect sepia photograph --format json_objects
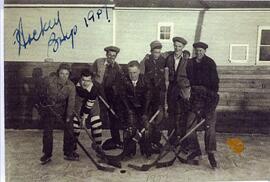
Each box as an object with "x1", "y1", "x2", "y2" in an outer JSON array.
[{"x1": 1, "y1": 0, "x2": 270, "y2": 181}]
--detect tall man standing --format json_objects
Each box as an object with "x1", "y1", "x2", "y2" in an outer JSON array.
[
  {"x1": 186, "y1": 42, "x2": 220, "y2": 168},
  {"x1": 165, "y1": 37, "x2": 191, "y2": 145},
  {"x1": 92, "y1": 46, "x2": 125, "y2": 150},
  {"x1": 140, "y1": 40, "x2": 166, "y2": 152},
  {"x1": 39, "y1": 63, "x2": 77, "y2": 164}
]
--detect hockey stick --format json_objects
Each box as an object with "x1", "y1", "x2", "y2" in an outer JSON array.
[
  {"x1": 128, "y1": 116, "x2": 205, "y2": 171},
  {"x1": 127, "y1": 129, "x2": 175, "y2": 171},
  {"x1": 98, "y1": 95, "x2": 118, "y2": 118},
  {"x1": 156, "y1": 133, "x2": 187, "y2": 168},
  {"x1": 156, "y1": 117, "x2": 206, "y2": 168},
  {"x1": 73, "y1": 112, "x2": 122, "y2": 168},
  {"x1": 38, "y1": 103, "x2": 115, "y2": 172},
  {"x1": 97, "y1": 95, "x2": 127, "y2": 159},
  {"x1": 132, "y1": 110, "x2": 160, "y2": 143}
]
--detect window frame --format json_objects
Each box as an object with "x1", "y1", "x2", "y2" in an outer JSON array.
[
  {"x1": 256, "y1": 26, "x2": 270, "y2": 65},
  {"x1": 229, "y1": 44, "x2": 249, "y2": 63},
  {"x1": 157, "y1": 22, "x2": 174, "y2": 42}
]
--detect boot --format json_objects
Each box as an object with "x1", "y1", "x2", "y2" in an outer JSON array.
[
  {"x1": 40, "y1": 154, "x2": 52, "y2": 165},
  {"x1": 208, "y1": 153, "x2": 217, "y2": 169},
  {"x1": 64, "y1": 152, "x2": 80, "y2": 161},
  {"x1": 124, "y1": 140, "x2": 136, "y2": 158}
]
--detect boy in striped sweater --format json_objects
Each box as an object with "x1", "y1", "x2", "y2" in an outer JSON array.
[{"x1": 72, "y1": 69, "x2": 103, "y2": 155}]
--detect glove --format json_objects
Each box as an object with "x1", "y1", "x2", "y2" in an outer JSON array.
[
  {"x1": 142, "y1": 114, "x2": 148, "y2": 123},
  {"x1": 144, "y1": 120, "x2": 151, "y2": 131},
  {"x1": 180, "y1": 87, "x2": 191, "y2": 100},
  {"x1": 144, "y1": 120, "x2": 153, "y2": 138},
  {"x1": 124, "y1": 126, "x2": 136, "y2": 140},
  {"x1": 143, "y1": 114, "x2": 151, "y2": 131},
  {"x1": 158, "y1": 105, "x2": 164, "y2": 112}
]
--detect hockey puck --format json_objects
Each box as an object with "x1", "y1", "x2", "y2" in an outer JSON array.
[{"x1": 120, "y1": 169, "x2": 126, "y2": 173}]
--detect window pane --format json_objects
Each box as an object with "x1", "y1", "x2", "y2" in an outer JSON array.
[
  {"x1": 160, "y1": 33, "x2": 165, "y2": 39},
  {"x1": 259, "y1": 46, "x2": 270, "y2": 61},
  {"x1": 165, "y1": 27, "x2": 171, "y2": 33},
  {"x1": 160, "y1": 27, "x2": 166, "y2": 33},
  {"x1": 261, "y1": 30, "x2": 270, "y2": 45},
  {"x1": 159, "y1": 25, "x2": 172, "y2": 40},
  {"x1": 165, "y1": 33, "x2": 171, "y2": 39},
  {"x1": 164, "y1": 34, "x2": 170, "y2": 40}
]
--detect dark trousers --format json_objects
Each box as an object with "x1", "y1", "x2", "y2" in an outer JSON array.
[
  {"x1": 186, "y1": 109, "x2": 217, "y2": 154},
  {"x1": 108, "y1": 110, "x2": 121, "y2": 143},
  {"x1": 148, "y1": 92, "x2": 164, "y2": 144},
  {"x1": 42, "y1": 110, "x2": 75, "y2": 156},
  {"x1": 103, "y1": 91, "x2": 124, "y2": 143},
  {"x1": 167, "y1": 91, "x2": 189, "y2": 146}
]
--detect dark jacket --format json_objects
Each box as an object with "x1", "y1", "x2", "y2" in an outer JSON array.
[
  {"x1": 144, "y1": 55, "x2": 166, "y2": 88},
  {"x1": 74, "y1": 81, "x2": 102, "y2": 116},
  {"x1": 121, "y1": 74, "x2": 151, "y2": 114},
  {"x1": 143, "y1": 55, "x2": 166, "y2": 106},
  {"x1": 186, "y1": 55, "x2": 219, "y2": 93}
]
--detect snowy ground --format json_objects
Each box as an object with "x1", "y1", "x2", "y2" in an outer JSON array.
[{"x1": 5, "y1": 130, "x2": 270, "y2": 182}]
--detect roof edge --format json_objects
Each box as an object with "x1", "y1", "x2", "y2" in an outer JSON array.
[{"x1": 4, "y1": 4, "x2": 115, "y2": 8}]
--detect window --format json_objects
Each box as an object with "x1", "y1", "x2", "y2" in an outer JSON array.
[
  {"x1": 229, "y1": 44, "x2": 249, "y2": 63},
  {"x1": 257, "y1": 26, "x2": 270, "y2": 64},
  {"x1": 157, "y1": 23, "x2": 174, "y2": 41}
]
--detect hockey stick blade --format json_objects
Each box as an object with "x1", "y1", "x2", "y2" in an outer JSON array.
[
  {"x1": 77, "y1": 141, "x2": 115, "y2": 172},
  {"x1": 155, "y1": 118, "x2": 206, "y2": 169},
  {"x1": 45, "y1": 106, "x2": 116, "y2": 172},
  {"x1": 156, "y1": 157, "x2": 176, "y2": 168},
  {"x1": 127, "y1": 130, "x2": 175, "y2": 171},
  {"x1": 73, "y1": 112, "x2": 122, "y2": 168}
]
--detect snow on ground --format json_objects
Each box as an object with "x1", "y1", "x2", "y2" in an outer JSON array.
[{"x1": 5, "y1": 130, "x2": 270, "y2": 182}]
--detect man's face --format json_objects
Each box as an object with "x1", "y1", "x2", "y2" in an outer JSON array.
[
  {"x1": 151, "y1": 48, "x2": 161, "y2": 60},
  {"x1": 128, "y1": 66, "x2": 140, "y2": 81},
  {"x1": 183, "y1": 52, "x2": 190, "y2": 60},
  {"x1": 81, "y1": 75, "x2": 92, "y2": 89},
  {"x1": 195, "y1": 48, "x2": 206, "y2": 60},
  {"x1": 106, "y1": 51, "x2": 117, "y2": 64},
  {"x1": 174, "y1": 41, "x2": 185, "y2": 53},
  {"x1": 58, "y1": 69, "x2": 70, "y2": 83}
]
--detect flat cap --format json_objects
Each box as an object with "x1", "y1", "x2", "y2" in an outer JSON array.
[
  {"x1": 104, "y1": 46, "x2": 120, "y2": 53},
  {"x1": 193, "y1": 42, "x2": 208, "y2": 49},
  {"x1": 150, "y1": 40, "x2": 162, "y2": 50},
  {"x1": 172, "y1": 37, "x2": 187, "y2": 45}
]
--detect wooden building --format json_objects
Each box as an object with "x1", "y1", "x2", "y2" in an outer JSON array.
[{"x1": 4, "y1": 0, "x2": 270, "y2": 133}]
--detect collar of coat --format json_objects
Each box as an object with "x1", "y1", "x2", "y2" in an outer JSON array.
[
  {"x1": 76, "y1": 81, "x2": 93, "y2": 92},
  {"x1": 127, "y1": 74, "x2": 143, "y2": 86}
]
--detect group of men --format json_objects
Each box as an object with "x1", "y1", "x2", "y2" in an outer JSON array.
[{"x1": 38, "y1": 36, "x2": 220, "y2": 169}]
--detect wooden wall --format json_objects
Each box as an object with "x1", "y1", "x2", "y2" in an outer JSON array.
[
  {"x1": 216, "y1": 66, "x2": 270, "y2": 134},
  {"x1": 4, "y1": 62, "x2": 270, "y2": 134}
]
